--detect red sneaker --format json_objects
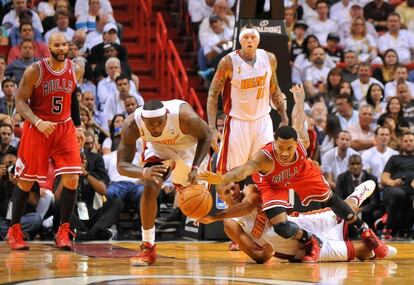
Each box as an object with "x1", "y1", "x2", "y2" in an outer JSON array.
[
  {"x1": 229, "y1": 241, "x2": 240, "y2": 251},
  {"x1": 302, "y1": 235, "x2": 322, "y2": 263},
  {"x1": 360, "y1": 228, "x2": 389, "y2": 259},
  {"x1": 6, "y1": 224, "x2": 29, "y2": 250},
  {"x1": 130, "y1": 242, "x2": 156, "y2": 266},
  {"x1": 55, "y1": 223, "x2": 75, "y2": 250}
]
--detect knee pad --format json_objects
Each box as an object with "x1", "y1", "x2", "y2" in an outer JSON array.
[{"x1": 273, "y1": 221, "x2": 300, "y2": 239}]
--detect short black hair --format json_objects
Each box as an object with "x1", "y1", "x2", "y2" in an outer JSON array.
[
  {"x1": 274, "y1": 126, "x2": 297, "y2": 141},
  {"x1": 143, "y1": 100, "x2": 164, "y2": 110},
  {"x1": 349, "y1": 154, "x2": 362, "y2": 163},
  {"x1": 1, "y1": 78, "x2": 16, "y2": 89},
  {"x1": 115, "y1": 74, "x2": 129, "y2": 84},
  {"x1": 19, "y1": 22, "x2": 33, "y2": 33}
]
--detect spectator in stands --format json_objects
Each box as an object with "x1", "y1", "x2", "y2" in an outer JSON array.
[
  {"x1": 0, "y1": 116, "x2": 19, "y2": 148},
  {"x1": 335, "y1": 93, "x2": 359, "y2": 129},
  {"x1": 319, "y1": 114, "x2": 341, "y2": 159},
  {"x1": 0, "y1": 124, "x2": 17, "y2": 159},
  {"x1": 301, "y1": 0, "x2": 318, "y2": 23},
  {"x1": 72, "y1": 56, "x2": 95, "y2": 97},
  {"x1": 0, "y1": 78, "x2": 16, "y2": 117},
  {"x1": 341, "y1": 50, "x2": 359, "y2": 83},
  {"x1": 80, "y1": 105, "x2": 109, "y2": 140},
  {"x1": 384, "y1": 65, "x2": 414, "y2": 100},
  {"x1": 72, "y1": 136, "x2": 123, "y2": 241},
  {"x1": 303, "y1": 47, "x2": 330, "y2": 97},
  {"x1": 397, "y1": 81, "x2": 414, "y2": 129},
  {"x1": 351, "y1": 62, "x2": 383, "y2": 103},
  {"x1": 188, "y1": 0, "x2": 215, "y2": 33},
  {"x1": 336, "y1": 154, "x2": 381, "y2": 229},
  {"x1": 324, "y1": 33, "x2": 343, "y2": 64},
  {"x1": 97, "y1": 58, "x2": 139, "y2": 121},
  {"x1": 124, "y1": 96, "x2": 140, "y2": 115},
  {"x1": 321, "y1": 130, "x2": 359, "y2": 189},
  {"x1": 396, "y1": 0, "x2": 414, "y2": 32},
  {"x1": 290, "y1": 21, "x2": 308, "y2": 62},
  {"x1": 9, "y1": 9, "x2": 44, "y2": 47},
  {"x1": 5, "y1": 39, "x2": 36, "y2": 84},
  {"x1": 76, "y1": 0, "x2": 113, "y2": 31},
  {"x1": 362, "y1": 126, "x2": 399, "y2": 179},
  {"x1": 377, "y1": 13, "x2": 414, "y2": 65},
  {"x1": 94, "y1": 43, "x2": 132, "y2": 82},
  {"x1": 284, "y1": 6, "x2": 296, "y2": 43},
  {"x1": 74, "y1": 0, "x2": 114, "y2": 23},
  {"x1": 330, "y1": 0, "x2": 353, "y2": 26},
  {"x1": 377, "y1": 113, "x2": 402, "y2": 150},
  {"x1": 44, "y1": 10, "x2": 74, "y2": 43},
  {"x1": 343, "y1": 16, "x2": 379, "y2": 63},
  {"x1": 348, "y1": 104, "x2": 375, "y2": 153},
  {"x1": 0, "y1": 154, "x2": 42, "y2": 240},
  {"x1": 82, "y1": 91, "x2": 102, "y2": 128},
  {"x1": 381, "y1": 132, "x2": 414, "y2": 239},
  {"x1": 306, "y1": 0, "x2": 338, "y2": 46},
  {"x1": 103, "y1": 74, "x2": 144, "y2": 128},
  {"x1": 309, "y1": 102, "x2": 328, "y2": 141},
  {"x1": 7, "y1": 22, "x2": 50, "y2": 64},
  {"x1": 363, "y1": 0, "x2": 395, "y2": 32},
  {"x1": 365, "y1": 83, "x2": 386, "y2": 123},
  {"x1": 88, "y1": 23, "x2": 127, "y2": 68},
  {"x1": 102, "y1": 114, "x2": 124, "y2": 155},
  {"x1": 373, "y1": 49, "x2": 399, "y2": 85},
  {"x1": 198, "y1": 0, "x2": 234, "y2": 47},
  {"x1": 322, "y1": 67, "x2": 342, "y2": 105},
  {"x1": 338, "y1": 4, "x2": 377, "y2": 42},
  {"x1": 2, "y1": 0, "x2": 44, "y2": 33},
  {"x1": 84, "y1": 12, "x2": 109, "y2": 52},
  {"x1": 0, "y1": 56, "x2": 6, "y2": 98},
  {"x1": 41, "y1": 0, "x2": 76, "y2": 33},
  {"x1": 379, "y1": 97, "x2": 411, "y2": 133},
  {"x1": 37, "y1": 0, "x2": 55, "y2": 21}
]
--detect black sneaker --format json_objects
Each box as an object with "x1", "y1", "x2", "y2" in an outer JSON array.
[{"x1": 155, "y1": 208, "x2": 183, "y2": 225}]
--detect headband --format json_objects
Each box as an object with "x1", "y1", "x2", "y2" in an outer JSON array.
[
  {"x1": 239, "y1": 28, "x2": 260, "y2": 42},
  {"x1": 141, "y1": 106, "x2": 167, "y2": 118}
]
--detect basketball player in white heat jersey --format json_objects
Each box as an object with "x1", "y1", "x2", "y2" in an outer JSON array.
[
  {"x1": 197, "y1": 182, "x2": 397, "y2": 263},
  {"x1": 117, "y1": 99, "x2": 212, "y2": 266},
  {"x1": 207, "y1": 24, "x2": 288, "y2": 173}
]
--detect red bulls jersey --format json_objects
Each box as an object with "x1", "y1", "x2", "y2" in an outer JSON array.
[
  {"x1": 31, "y1": 58, "x2": 76, "y2": 122},
  {"x1": 252, "y1": 140, "x2": 318, "y2": 187}
]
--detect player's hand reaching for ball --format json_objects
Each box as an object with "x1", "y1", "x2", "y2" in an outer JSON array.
[
  {"x1": 290, "y1": 84, "x2": 305, "y2": 104},
  {"x1": 195, "y1": 215, "x2": 217, "y2": 225},
  {"x1": 188, "y1": 167, "x2": 199, "y2": 185},
  {"x1": 143, "y1": 165, "x2": 168, "y2": 184},
  {"x1": 197, "y1": 170, "x2": 223, "y2": 184},
  {"x1": 35, "y1": 120, "x2": 57, "y2": 137}
]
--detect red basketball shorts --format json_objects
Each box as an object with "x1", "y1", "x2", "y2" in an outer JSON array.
[
  {"x1": 15, "y1": 119, "x2": 81, "y2": 183},
  {"x1": 259, "y1": 170, "x2": 332, "y2": 212}
]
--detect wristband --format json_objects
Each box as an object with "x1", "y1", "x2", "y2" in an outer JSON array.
[{"x1": 34, "y1": 119, "x2": 42, "y2": 127}]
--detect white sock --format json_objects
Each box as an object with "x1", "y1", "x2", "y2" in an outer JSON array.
[{"x1": 142, "y1": 226, "x2": 155, "y2": 245}]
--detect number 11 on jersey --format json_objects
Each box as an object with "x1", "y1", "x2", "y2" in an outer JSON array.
[{"x1": 256, "y1": 87, "x2": 265, "y2": 99}]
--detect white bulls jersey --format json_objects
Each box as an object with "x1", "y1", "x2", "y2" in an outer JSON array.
[
  {"x1": 134, "y1": 100, "x2": 197, "y2": 151},
  {"x1": 232, "y1": 208, "x2": 351, "y2": 262},
  {"x1": 223, "y1": 48, "x2": 272, "y2": 121}
]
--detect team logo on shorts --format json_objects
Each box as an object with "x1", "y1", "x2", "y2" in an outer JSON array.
[{"x1": 15, "y1": 157, "x2": 26, "y2": 177}]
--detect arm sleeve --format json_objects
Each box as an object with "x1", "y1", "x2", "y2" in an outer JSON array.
[{"x1": 71, "y1": 90, "x2": 81, "y2": 127}]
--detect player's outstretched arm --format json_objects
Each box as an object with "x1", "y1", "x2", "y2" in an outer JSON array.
[
  {"x1": 224, "y1": 219, "x2": 274, "y2": 264},
  {"x1": 179, "y1": 103, "x2": 212, "y2": 184},
  {"x1": 117, "y1": 114, "x2": 168, "y2": 183},
  {"x1": 290, "y1": 84, "x2": 310, "y2": 149},
  {"x1": 268, "y1": 52, "x2": 288, "y2": 127},
  {"x1": 207, "y1": 55, "x2": 232, "y2": 151}
]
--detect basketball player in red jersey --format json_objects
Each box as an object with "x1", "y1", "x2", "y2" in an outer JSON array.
[
  {"x1": 7, "y1": 33, "x2": 85, "y2": 251},
  {"x1": 199, "y1": 85, "x2": 389, "y2": 262}
]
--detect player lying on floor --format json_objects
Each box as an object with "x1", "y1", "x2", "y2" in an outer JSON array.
[{"x1": 197, "y1": 181, "x2": 397, "y2": 263}]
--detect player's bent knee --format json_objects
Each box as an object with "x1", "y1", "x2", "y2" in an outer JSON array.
[
  {"x1": 273, "y1": 221, "x2": 300, "y2": 239},
  {"x1": 61, "y1": 174, "x2": 79, "y2": 190}
]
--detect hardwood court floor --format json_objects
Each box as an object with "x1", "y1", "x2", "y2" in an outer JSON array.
[{"x1": 1, "y1": 241, "x2": 414, "y2": 284}]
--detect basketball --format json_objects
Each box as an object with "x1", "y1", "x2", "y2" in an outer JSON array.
[{"x1": 178, "y1": 184, "x2": 213, "y2": 219}]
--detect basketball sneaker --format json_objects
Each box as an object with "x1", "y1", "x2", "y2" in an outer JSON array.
[
  {"x1": 55, "y1": 223, "x2": 75, "y2": 250},
  {"x1": 359, "y1": 226, "x2": 389, "y2": 259},
  {"x1": 302, "y1": 235, "x2": 322, "y2": 263},
  {"x1": 346, "y1": 180, "x2": 376, "y2": 207},
  {"x1": 130, "y1": 242, "x2": 156, "y2": 266},
  {"x1": 6, "y1": 224, "x2": 29, "y2": 250}
]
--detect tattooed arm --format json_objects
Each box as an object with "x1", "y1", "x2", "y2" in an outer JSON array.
[
  {"x1": 267, "y1": 52, "x2": 288, "y2": 126},
  {"x1": 207, "y1": 55, "x2": 232, "y2": 151},
  {"x1": 290, "y1": 85, "x2": 310, "y2": 149}
]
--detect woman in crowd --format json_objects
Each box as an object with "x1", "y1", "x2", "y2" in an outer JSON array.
[
  {"x1": 102, "y1": 114, "x2": 125, "y2": 155},
  {"x1": 365, "y1": 83, "x2": 386, "y2": 124},
  {"x1": 373, "y1": 49, "x2": 399, "y2": 85}
]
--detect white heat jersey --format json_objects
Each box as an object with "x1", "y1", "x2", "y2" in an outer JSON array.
[
  {"x1": 224, "y1": 49, "x2": 272, "y2": 121},
  {"x1": 134, "y1": 100, "x2": 197, "y2": 151},
  {"x1": 232, "y1": 208, "x2": 350, "y2": 261}
]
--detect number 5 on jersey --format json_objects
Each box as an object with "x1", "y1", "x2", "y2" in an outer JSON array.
[{"x1": 52, "y1": 96, "x2": 63, "y2": 114}]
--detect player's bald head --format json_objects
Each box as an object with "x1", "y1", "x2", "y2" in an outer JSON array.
[{"x1": 48, "y1": 32, "x2": 67, "y2": 46}]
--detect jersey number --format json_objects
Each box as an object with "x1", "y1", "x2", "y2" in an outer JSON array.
[
  {"x1": 256, "y1": 87, "x2": 265, "y2": 99},
  {"x1": 52, "y1": 96, "x2": 63, "y2": 114}
]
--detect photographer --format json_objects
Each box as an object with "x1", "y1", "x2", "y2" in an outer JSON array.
[
  {"x1": 0, "y1": 154, "x2": 42, "y2": 240},
  {"x1": 0, "y1": 124, "x2": 17, "y2": 162}
]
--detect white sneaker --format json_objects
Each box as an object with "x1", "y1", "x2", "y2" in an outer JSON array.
[
  {"x1": 384, "y1": 245, "x2": 398, "y2": 259},
  {"x1": 346, "y1": 180, "x2": 376, "y2": 207}
]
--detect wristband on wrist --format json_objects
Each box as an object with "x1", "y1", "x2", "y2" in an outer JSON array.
[
  {"x1": 34, "y1": 119, "x2": 42, "y2": 127},
  {"x1": 191, "y1": 165, "x2": 199, "y2": 171}
]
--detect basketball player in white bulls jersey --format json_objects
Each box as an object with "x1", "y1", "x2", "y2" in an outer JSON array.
[
  {"x1": 117, "y1": 99, "x2": 212, "y2": 266},
  {"x1": 207, "y1": 24, "x2": 288, "y2": 173},
  {"x1": 196, "y1": 182, "x2": 397, "y2": 263}
]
